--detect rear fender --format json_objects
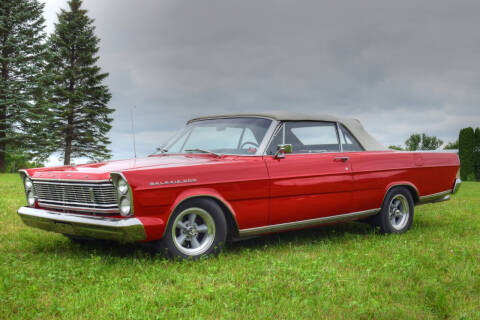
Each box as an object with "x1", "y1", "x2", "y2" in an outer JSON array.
[{"x1": 382, "y1": 181, "x2": 420, "y2": 206}]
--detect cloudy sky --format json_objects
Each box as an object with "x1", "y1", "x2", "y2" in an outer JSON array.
[{"x1": 42, "y1": 0, "x2": 480, "y2": 163}]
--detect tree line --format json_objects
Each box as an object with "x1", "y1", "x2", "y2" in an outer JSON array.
[
  {"x1": 389, "y1": 130, "x2": 480, "y2": 181},
  {"x1": 388, "y1": 133, "x2": 445, "y2": 151},
  {"x1": 0, "y1": 0, "x2": 113, "y2": 172}
]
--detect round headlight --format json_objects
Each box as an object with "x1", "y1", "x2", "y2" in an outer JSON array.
[
  {"x1": 27, "y1": 190, "x2": 35, "y2": 206},
  {"x1": 117, "y1": 179, "x2": 128, "y2": 195},
  {"x1": 25, "y1": 178, "x2": 33, "y2": 190},
  {"x1": 119, "y1": 196, "x2": 131, "y2": 216}
]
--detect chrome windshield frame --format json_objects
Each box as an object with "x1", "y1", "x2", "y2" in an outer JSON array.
[{"x1": 160, "y1": 116, "x2": 278, "y2": 157}]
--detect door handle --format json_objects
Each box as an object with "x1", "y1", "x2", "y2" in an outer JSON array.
[{"x1": 334, "y1": 156, "x2": 350, "y2": 162}]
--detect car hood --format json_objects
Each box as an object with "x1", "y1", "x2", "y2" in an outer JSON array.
[{"x1": 27, "y1": 155, "x2": 227, "y2": 181}]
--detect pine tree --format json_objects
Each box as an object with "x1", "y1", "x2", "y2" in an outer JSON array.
[
  {"x1": 458, "y1": 127, "x2": 475, "y2": 181},
  {"x1": 474, "y1": 128, "x2": 480, "y2": 180},
  {"x1": 48, "y1": 0, "x2": 113, "y2": 165},
  {"x1": 0, "y1": 0, "x2": 51, "y2": 172}
]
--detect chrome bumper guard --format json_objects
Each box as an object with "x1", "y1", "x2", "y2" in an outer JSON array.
[
  {"x1": 418, "y1": 179, "x2": 461, "y2": 206},
  {"x1": 17, "y1": 207, "x2": 146, "y2": 242},
  {"x1": 452, "y1": 178, "x2": 461, "y2": 194}
]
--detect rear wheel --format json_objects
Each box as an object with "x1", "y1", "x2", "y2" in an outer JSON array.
[
  {"x1": 154, "y1": 198, "x2": 227, "y2": 259},
  {"x1": 372, "y1": 187, "x2": 414, "y2": 234}
]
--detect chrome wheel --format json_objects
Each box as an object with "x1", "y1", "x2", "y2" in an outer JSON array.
[
  {"x1": 171, "y1": 207, "x2": 216, "y2": 256},
  {"x1": 389, "y1": 194, "x2": 410, "y2": 231}
]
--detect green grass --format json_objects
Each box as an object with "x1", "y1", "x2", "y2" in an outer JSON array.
[{"x1": 1, "y1": 173, "x2": 479, "y2": 319}]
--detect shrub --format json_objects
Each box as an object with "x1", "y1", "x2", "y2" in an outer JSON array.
[
  {"x1": 474, "y1": 128, "x2": 480, "y2": 181},
  {"x1": 458, "y1": 127, "x2": 475, "y2": 181}
]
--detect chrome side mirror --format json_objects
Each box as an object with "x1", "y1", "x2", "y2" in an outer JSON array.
[{"x1": 274, "y1": 144, "x2": 292, "y2": 159}]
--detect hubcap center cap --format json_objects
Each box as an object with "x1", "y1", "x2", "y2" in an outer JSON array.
[{"x1": 185, "y1": 226, "x2": 198, "y2": 237}]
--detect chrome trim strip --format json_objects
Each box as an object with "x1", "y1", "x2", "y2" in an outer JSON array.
[
  {"x1": 238, "y1": 208, "x2": 380, "y2": 237},
  {"x1": 262, "y1": 122, "x2": 284, "y2": 156},
  {"x1": 257, "y1": 119, "x2": 280, "y2": 155},
  {"x1": 38, "y1": 199, "x2": 117, "y2": 208},
  {"x1": 33, "y1": 181, "x2": 113, "y2": 187},
  {"x1": 38, "y1": 203, "x2": 120, "y2": 213},
  {"x1": 417, "y1": 195, "x2": 451, "y2": 205},
  {"x1": 419, "y1": 189, "x2": 452, "y2": 201},
  {"x1": 18, "y1": 170, "x2": 33, "y2": 206},
  {"x1": 336, "y1": 122, "x2": 343, "y2": 152},
  {"x1": 18, "y1": 169, "x2": 30, "y2": 178},
  {"x1": 31, "y1": 178, "x2": 110, "y2": 183},
  {"x1": 187, "y1": 115, "x2": 277, "y2": 124},
  {"x1": 417, "y1": 189, "x2": 452, "y2": 205},
  {"x1": 110, "y1": 172, "x2": 134, "y2": 216},
  {"x1": 17, "y1": 206, "x2": 146, "y2": 242}
]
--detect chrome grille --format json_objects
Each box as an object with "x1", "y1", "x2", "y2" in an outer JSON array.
[{"x1": 33, "y1": 180, "x2": 119, "y2": 214}]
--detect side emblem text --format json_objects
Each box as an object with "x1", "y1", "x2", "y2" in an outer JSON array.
[{"x1": 149, "y1": 178, "x2": 197, "y2": 186}]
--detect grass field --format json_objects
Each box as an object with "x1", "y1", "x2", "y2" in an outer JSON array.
[{"x1": 0, "y1": 173, "x2": 479, "y2": 319}]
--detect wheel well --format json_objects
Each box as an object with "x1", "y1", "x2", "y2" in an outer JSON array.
[
  {"x1": 404, "y1": 185, "x2": 420, "y2": 204},
  {"x1": 384, "y1": 184, "x2": 419, "y2": 205},
  {"x1": 173, "y1": 196, "x2": 239, "y2": 240}
]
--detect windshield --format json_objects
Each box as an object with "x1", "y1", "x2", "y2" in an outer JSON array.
[{"x1": 158, "y1": 117, "x2": 272, "y2": 155}]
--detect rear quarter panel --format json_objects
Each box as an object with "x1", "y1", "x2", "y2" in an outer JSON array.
[{"x1": 347, "y1": 151, "x2": 459, "y2": 212}]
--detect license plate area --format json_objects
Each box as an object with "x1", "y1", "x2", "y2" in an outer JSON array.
[{"x1": 54, "y1": 221, "x2": 74, "y2": 234}]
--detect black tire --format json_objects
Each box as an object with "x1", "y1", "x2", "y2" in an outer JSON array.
[
  {"x1": 371, "y1": 187, "x2": 414, "y2": 234},
  {"x1": 154, "y1": 198, "x2": 227, "y2": 259}
]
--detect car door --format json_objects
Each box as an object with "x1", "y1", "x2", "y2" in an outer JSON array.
[{"x1": 264, "y1": 121, "x2": 354, "y2": 225}]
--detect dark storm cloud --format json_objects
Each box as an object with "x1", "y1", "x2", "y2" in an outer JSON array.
[{"x1": 44, "y1": 0, "x2": 480, "y2": 160}]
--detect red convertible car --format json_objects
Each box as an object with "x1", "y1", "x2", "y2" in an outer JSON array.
[{"x1": 18, "y1": 113, "x2": 461, "y2": 259}]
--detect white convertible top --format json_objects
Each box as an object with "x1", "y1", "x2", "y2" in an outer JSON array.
[{"x1": 188, "y1": 112, "x2": 386, "y2": 151}]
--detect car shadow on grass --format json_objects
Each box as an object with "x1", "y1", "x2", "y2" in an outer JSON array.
[
  {"x1": 29, "y1": 221, "x2": 379, "y2": 260},
  {"x1": 226, "y1": 221, "x2": 375, "y2": 253},
  {"x1": 27, "y1": 234, "x2": 154, "y2": 259},
  {"x1": 48, "y1": 221, "x2": 375, "y2": 257}
]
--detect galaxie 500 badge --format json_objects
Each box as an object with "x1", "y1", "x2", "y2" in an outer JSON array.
[{"x1": 149, "y1": 178, "x2": 197, "y2": 186}]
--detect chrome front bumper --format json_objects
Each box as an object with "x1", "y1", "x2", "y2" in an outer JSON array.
[{"x1": 17, "y1": 207, "x2": 146, "y2": 242}]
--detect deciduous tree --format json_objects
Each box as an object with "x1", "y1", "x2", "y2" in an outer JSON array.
[
  {"x1": 444, "y1": 140, "x2": 459, "y2": 150},
  {"x1": 388, "y1": 145, "x2": 404, "y2": 151},
  {"x1": 420, "y1": 133, "x2": 443, "y2": 150},
  {"x1": 405, "y1": 134, "x2": 421, "y2": 151},
  {"x1": 405, "y1": 133, "x2": 443, "y2": 151}
]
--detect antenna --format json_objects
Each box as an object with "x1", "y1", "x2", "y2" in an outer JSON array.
[{"x1": 130, "y1": 106, "x2": 137, "y2": 160}]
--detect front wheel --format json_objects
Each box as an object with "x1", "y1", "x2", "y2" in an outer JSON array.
[
  {"x1": 372, "y1": 187, "x2": 414, "y2": 234},
  {"x1": 154, "y1": 198, "x2": 227, "y2": 259}
]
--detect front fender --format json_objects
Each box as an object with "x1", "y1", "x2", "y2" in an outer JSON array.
[{"x1": 165, "y1": 188, "x2": 239, "y2": 233}]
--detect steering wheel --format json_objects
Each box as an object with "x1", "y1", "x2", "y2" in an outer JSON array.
[{"x1": 240, "y1": 141, "x2": 259, "y2": 149}]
